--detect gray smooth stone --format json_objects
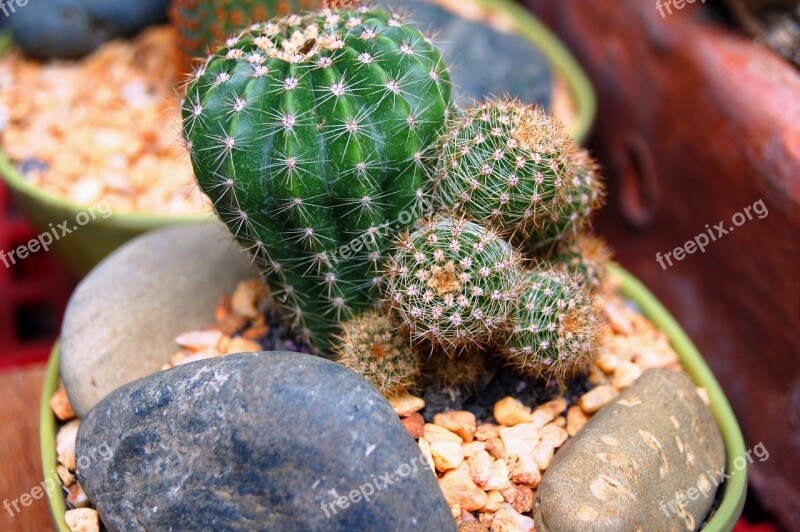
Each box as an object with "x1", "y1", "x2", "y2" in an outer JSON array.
[
  {"x1": 534, "y1": 369, "x2": 726, "y2": 532},
  {"x1": 10, "y1": 0, "x2": 170, "y2": 59},
  {"x1": 76, "y1": 352, "x2": 456, "y2": 532},
  {"x1": 60, "y1": 223, "x2": 258, "y2": 417}
]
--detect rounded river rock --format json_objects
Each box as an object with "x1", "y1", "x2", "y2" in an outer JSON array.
[
  {"x1": 76, "y1": 352, "x2": 456, "y2": 532},
  {"x1": 534, "y1": 368, "x2": 726, "y2": 531}
]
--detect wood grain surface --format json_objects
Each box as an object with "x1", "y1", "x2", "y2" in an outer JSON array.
[{"x1": 0, "y1": 364, "x2": 53, "y2": 531}]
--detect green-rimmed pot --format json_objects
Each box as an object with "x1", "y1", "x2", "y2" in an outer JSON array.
[
  {"x1": 39, "y1": 265, "x2": 746, "y2": 531},
  {"x1": 0, "y1": 0, "x2": 594, "y2": 279}
]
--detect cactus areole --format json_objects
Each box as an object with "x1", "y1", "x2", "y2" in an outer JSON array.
[{"x1": 182, "y1": 8, "x2": 453, "y2": 349}]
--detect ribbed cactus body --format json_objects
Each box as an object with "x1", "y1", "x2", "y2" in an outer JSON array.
[
  {"x1": 334, "y1": 310, "x2": 422, "y2": 397},
  {"x1": 433, "y1": 98, "x2": 604, "y2": 249},
  {"x1": 387, "y1": 217, "x2": 522, "y2": 350},
  {"x1": 171, "y1": 0, "x2": 319, "y2": 61},
  {"x1": 550, "y1": 233, "x2": 611, "y2": 290},
  {"x1": 502, "y1": 268, "x2": 599, "y2": 380},
  {"x1": 183, "y1": 8, "x2": 453, "y2": 349}
]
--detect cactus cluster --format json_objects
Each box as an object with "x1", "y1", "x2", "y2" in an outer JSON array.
[
  {"x1": 182, "y1": 5, "x2": 611, "y2": 386},
  {"x1": 503, "y1": 268, "x2": 600, "y2": 380},
  {"x1": 386, "y1": 217, "x2": 523, "y2": 350},
  {"x1": 170, "y1": 0, "x2": 320, "y2": 63},
  {"x1": 182, "y1": 7, "x2": 453, "y2": 349},
  {"x1": 333, "y1": 309, "x2": 422, "y2": 397},
  {"x1": 433, "y1": 98, "x2": 604, "y2": 250}
]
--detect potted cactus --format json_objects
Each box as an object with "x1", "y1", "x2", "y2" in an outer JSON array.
[{"x1": 40, "y1": 3, "x2": 746, "y2": 532}]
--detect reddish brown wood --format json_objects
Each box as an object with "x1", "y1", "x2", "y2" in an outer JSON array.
[
  {"x1": 523, "y1": 0, "x2": 800, "y2": 526},
  {"x1": 0, "y1": 365, "x2": 52, "y2": 531}
]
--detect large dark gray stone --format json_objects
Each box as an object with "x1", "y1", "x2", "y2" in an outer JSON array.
[
  {"x1": 61, "y1": 223, "x2": 258, "y2": 417},
  {"x1": 76, "y1": 352, "x2": 456, "y2": 532},
  {"x1": 10, "y1": 0, "x2": 169, "y2": 59},
  {"x1": 388, "y1": 0, "x2": 552, "y2": 108},
  {"x1": 534, "y1": 369, "x2": 726, "y2": 532}
]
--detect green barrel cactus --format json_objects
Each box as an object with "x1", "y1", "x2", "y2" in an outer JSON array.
[
  {"x1": 501, "y1": 267, "x2": 599, "y2": 381},
  {"x1": 386, "y1": 216, "x2": 523, "y2": 350},
  {"x1": 432, "y1": 97, "x2": 604, "y2": 250},
  {"x1": 334, "y1": 309, "x2": 422, "y2": 397},
  {"x1": 170, "y1": 0, "x2": 320, "y2": 62},
  {"x1": 182, "y1": 8, "x2": 453, "y2": 350},
  {"x1": 550, "y1": 233, "x2": 611, "y2": 290}
]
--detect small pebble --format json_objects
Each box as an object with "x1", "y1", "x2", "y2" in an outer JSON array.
[
  {"x1": 493, "y1": 397, "x2": 532, "y2": 426},
  {"x1": 468, "y1": 449, "x2": 493, "y2": 487},
  {"x1": 499, "y1": 424, "x2": 539, "y2": 458},
  {"x1": 65, "y1": 508, "x2": 100, "y2": 532},
  {"x1": 482, "y1": 490, "x2": 505, "y2": 512},
  {"x1": 224, "y1": 337, "x2": 264, "y2": 355},
  {"x1": 67, "y1": 483, "x2": 90, "y2": 508},
  {"x1": 509, "y1": 454, "x2": 541, "y2": 487},
  {"x1": 566, "y1": 406, "x2": 589, "y2": 437},
  {"x1": 530, "y1": 397, "x2": 566, "y2": 428},
  {"x1": 578, "y1": 385, "x2": 619, "y2": 414},
  {"x1": 389, "y1": 392, "x2": 426, "y2": 417},
  {"x1": 424, "y1": 423, "x2": 463, "y2": 444},
  {"x1": 482, "y1": 460, "x2": 511, "y2": 491},
  {"x1": 491, "y1": 503, "x2": 534, "y2": 531},
  {"x1": 174, "y1": 330, "x2": 224, "y2": 352},
  {"x1": 438, "y1": 463, "x2": 488, "y2": 512},
  {"x1": 434, "y1": 411, "x2": 477, "y2": 442},
  {"x1": 431, "y1": 441, "x2": 465, "y2": 472},
  {"x1": 511, "y1": 486, "x2": 534, "y2": 514},
  {"x1": 612, "y1": 361, "x2": 643, "y2": 390},
  {"x1": 231, "y1": 279, "x2": 269, "y2": 319},
  {"x1": 50, "y1": 382, "x2": 76, "y2": 422},
  {"x1": 56, "y1": 419, "x2": 80, "y2": 471},
  {"x1": 401, "y1": 413, "x2": 425, "y2": 439}
]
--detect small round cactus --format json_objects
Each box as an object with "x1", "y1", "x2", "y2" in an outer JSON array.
[
  {"x1": 170, "y1": 0, "x2": 320, "y2": 63},
  {"x1": 501, "y1": 267, "x2": 600, "y2": 381},
  {"x1": 424, "y1": 346, "x2": 491, "y2": 393},
  {"x1": 550, "y1": 233, "x2": 611, "y2": 290},
  {"x1": 433, "y1": 97, "x2": 604, "y2": 248},
  {"x1": 387, "y1": 216, "x2": 523, "y2": 350},
  {"x1": 182, "y1": 7, "x2": 453, "y2": 349},
  {"x1": 533, "y1": 148, "x2": 605, "y2": 249},
  {"x1": 333, "y1": 310, "x2": 422, "y2": 397}
]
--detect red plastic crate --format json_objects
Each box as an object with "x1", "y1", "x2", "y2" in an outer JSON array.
[{"x1": 0, "y1": 181, "x2": 73, "y2": 368}]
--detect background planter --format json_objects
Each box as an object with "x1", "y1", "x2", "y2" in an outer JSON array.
[
  {"x1": 39, "y1": 265, "x2": 746, "y2": 531},
  {"x1": 0, "y1": 0, "x2": 595, "y2": 279},
  {"x1": 523, "y1": 0, "x2": 798, "y2": 525}
]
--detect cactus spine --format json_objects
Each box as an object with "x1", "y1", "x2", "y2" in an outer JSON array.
[
  {"x1": 170, "y1": 0, "x2": 320, "y2": 62},
  {"x1": 501, "y1": 267, "x2": 600, "y2": 381},
  {"x1": 433, "y1": 97, "x2": 604, "y2": 249},
  {"x1": 386, "y1": 216, "x2": 523, "y2": 350},
  {"x1": 182, "y1": 8, "x2": 453, "y2": 350},
  {"x1": 333, "y1": 310, "x2": 422, "y2": 397}
]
